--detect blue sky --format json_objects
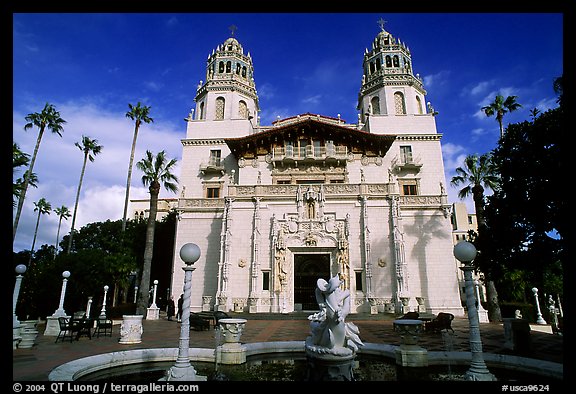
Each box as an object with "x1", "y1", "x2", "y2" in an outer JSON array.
[{"x1": 12, "y1": 13, "x2": 564, "y2": 253}]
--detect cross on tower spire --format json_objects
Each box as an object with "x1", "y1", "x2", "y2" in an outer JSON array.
[
  {"x1": 377, "y1": 18, "x2": 387, "y2": 32},
  {"x1": 229, "y1": 24, "x2": 237, "y2": 36}
]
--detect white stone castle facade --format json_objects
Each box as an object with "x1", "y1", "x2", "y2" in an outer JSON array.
[{"x1": 168, "y1": 26, "x2": 465, "y2": 316}]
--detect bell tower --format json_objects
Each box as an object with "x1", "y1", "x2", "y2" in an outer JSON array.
[
  {"x1": 358, "y1": 19, "x2": 436, "y2": 135},
  {"x1": 187, "y1": 27, "x2": 260, "y2": 139}
]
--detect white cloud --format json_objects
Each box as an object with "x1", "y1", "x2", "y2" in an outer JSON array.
[{"x1": 422, "y1": 70, "x2": 450, "y2": 89}]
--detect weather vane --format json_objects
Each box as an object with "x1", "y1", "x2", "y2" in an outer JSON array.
[
  {"x1": 229, "y1": 24, "x2": 237, "y2": 37},
  {"x1": 377, "y1": 18, "x2": 387, "y2": 32}
]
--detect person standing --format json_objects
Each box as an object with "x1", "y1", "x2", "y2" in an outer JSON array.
[
  {"x1": 176, "y1": 294, "x2": 184, "y2": 322},
  {"x1": 167, "y1": 295, "x2": 176, "y2": 321}
]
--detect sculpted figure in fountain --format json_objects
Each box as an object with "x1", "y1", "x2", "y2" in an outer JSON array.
[{"x1": 306, "y1": 274, "x2": 363, "y2": 356}]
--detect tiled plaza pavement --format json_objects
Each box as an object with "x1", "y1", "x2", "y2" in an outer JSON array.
[{"x1": 13, "y1": 312, "x2": 563, "y2": 381}]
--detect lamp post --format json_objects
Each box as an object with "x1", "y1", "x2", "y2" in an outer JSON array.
[
  {"x1": 167, "y1": 243, "x2": 204, "y2": 381},
  {"x1": 151, "y1": 280, "x2": 159, "y2": 308},
  {"x1": 531, "y1": 287, "x2": 547, "y2": 325},
  {"x1": 53, "y1": 271, "x2": 71, "y2": 317},
  {"x1": 100, "y1": 285, "x2": 109, "y2": 318},
  {"x1": 453, "y1": 241, "x2": 496, "y2": 381},
  {"x1": 13, "y1": 264, "x2": 27, "y2": 328},
  {"x1": 134, "y1": 286, "x2": 139, "y2": 303},
  {"x1": 86, "y1": 297, "x2": 93, "y2": 318}
]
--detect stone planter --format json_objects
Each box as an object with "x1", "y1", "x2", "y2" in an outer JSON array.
[
  {"x1": 393, "y1": 319, "x2": 427, "y2": 367},
  {"x1": 217, "y1": 318, "x2": 247, "y2": 364},
  {"x1": 119, "y1": 315, "x2": 143, "y2": 344},
  {"x1": 18, "y1": 320, "x2": 39, "y2": 349},
  {"x1": 219, "y1": 318, "x2": 247, "y2": 343}
]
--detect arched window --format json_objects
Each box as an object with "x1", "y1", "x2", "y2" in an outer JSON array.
[
  {"x1": 369, "y1": 61, "x2": 375, "y2": 74},
  {"x1": 394, "y1": 92, "x2": 406, "y2": 115},
  {"x1": 215, "y1": 97, "x2": 225, "y2": 120},
  {"x1": 393, "y1": 55, "x2": 399, "y2": 67},
  {"x1": 416, "y1": 96, "x2": 423, "y2": 114},
  {"x1": 385, "y1": 55, "x2": 392, "y2": 67},
  {"x1": 376, "y1": 58, "x2": 381, "y2": 70},
  {"x1": 236, "y1": 63, "x2": 241, "y2": 74},
  {"x1": 238, "y1": 100, "x2": 248, "y2": 119},
  {"x1": 226, "y1": 61, "x2": 231, "y2": 73},
  {"x1": 218, "y1": 61, "x2": 224, "y2": 73},
  {"x1": 370, "y1": 96, "x2": 381, "y2": 115},
  {"x1": 199, "y1": 102, "x2": 205, "y2": 120},
  {"x1": 241, "y1": 66, "x2": 247, "y2": 78}
]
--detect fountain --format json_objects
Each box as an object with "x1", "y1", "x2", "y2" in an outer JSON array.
[
  {"x1": 46, "y1": 272, "x2": 563, "y2": 382},
  {"x1": 304, "y1": 274, "x2": 363, "y2": 381}
]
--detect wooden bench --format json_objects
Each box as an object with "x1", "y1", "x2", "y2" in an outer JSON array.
[
  {"x1": 425, "y1": 312, "x2": 455, "y2": 333},
  {"x1": 190, "y1": 313, "x2": 211, "y2": 331}
]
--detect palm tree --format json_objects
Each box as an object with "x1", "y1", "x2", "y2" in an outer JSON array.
[
  {"x1": 451, "y1": 153, "x2": 502, "y2": 322},
  {"x1": 14, "y1": 103, "x2": 66, "y2": 241},
  {"x1": 54, "y1": 205, "x2": 71, "y2": 259},
  {"x1": 29, "y1": 197, "x2": 51, "y2": 266},
  {"x1": 122, "y1": 102, "x2": 154, "y2": 234},
  {"x1": 14, "y1": 170, "x2": 38, "y2": 208},
  {"x1": 135, "y1": 150, "x2": 178, "y2": 315},
  {"x1": 67, "y1": 135, "x2": 103, "y2": 253},
  {"x1": 14, "y1": 143, "x2": 31, "y2": 206},
  {"x1": 481, "y1": 94, "x2": 522, "y2": 139}
]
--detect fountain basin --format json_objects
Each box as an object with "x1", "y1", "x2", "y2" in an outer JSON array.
[{"x1": 48, "y1": 341, "x2": 562, "y2": 381}]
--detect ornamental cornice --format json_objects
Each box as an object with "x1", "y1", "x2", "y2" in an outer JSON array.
[
  {"x1": 181, "y1": 139, "x2": 227, "y2": 146},
  {"x1": 394, "y1": 135, "x2": 442, "y2": 141}
]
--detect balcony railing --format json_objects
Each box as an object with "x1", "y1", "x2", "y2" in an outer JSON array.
[
  {"x1": 199, "y1": 157, "x2": 225, "y2": 175},
  {"x1": 271, "y1": 145, "x2": 348, "y2": 161}
]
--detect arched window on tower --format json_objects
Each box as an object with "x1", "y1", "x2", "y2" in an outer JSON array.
[
  {"x1": 238, "y1": 100, "x2": 248, "y2": 119},
  {"x1": 236, "y1": 63, "x2": 241, "y2": 74},
  {"x1": 226, "y1": 61, "x2": 231, "y2": 73},
  {"x1": 394, "y1": 92, "x2": 406, "y2": 115},
  {"x1": 369, "y1": 61, "x2": 375, "y2": 74},
  {"x1": 393, "y1": 55, "x2": 400, "y2": 67},
  {"x1": 199, "y1": 102, "x2": 205, "y2": 120},
  {"x1": 386, "y1": 55, "x2": 392, "y2": 67},
  {"x1": 416, "y1": 96, "x2": 423, "y2": 114},
  {"x1": 376, "y1": 58, "x2": 381, "y2": 71},
  {"x1": 242, "y1": 66, "x2": 247, "y2": 78},
  {"x1": 219, "y1": 61, "x2": 224, "y2": 73},
  {"x1": 215, "y1": 97, "x2": 225, "y2": 120},
  {"x1": 370, "y1": 96, "x2": 381, "y2": 115}
]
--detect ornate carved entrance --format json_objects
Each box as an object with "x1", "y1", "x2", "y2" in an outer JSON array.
[{"x1": 294, "y1": 254, "x2": 330, "y2": 310}]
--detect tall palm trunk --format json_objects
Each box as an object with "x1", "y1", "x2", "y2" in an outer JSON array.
[
  {"x1": 28, "y1": 209, "x2": 43, "y2": 266},
  {"x1": 136, "y1": 181, "x2": 160, "y2": 315},
  {"x1": 68, "y1": 154, "x2": 88, "y2": 253},
  {"x1": 122, "y1": 121, "x2": 140, "y2": 234},
  {"x1": 13, "y1": 128, "x2": 44, "y2": 241},
  {"x1": 54, "y1": 217, "x2": 63, "y2": 260}
]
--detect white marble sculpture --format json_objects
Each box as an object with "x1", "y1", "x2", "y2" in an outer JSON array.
[{"x1": 306, "y1": 274, "x2": 363, "y2": 356}]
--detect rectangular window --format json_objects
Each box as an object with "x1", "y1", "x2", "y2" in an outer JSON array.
[
  {"x1": 206, "y1": 187, "x2": 220, "y2": 198},
  {"x1": 355, "y1": 272, "x2": 363, "y2": 291},
  {"x1": 262, "y1": 272, "x2": 270, "y2": 291},
  {"x1": 400, "y1": 146, "x2": 413, "y2": 164},
  {"x1": 277, "y1": 180, "x2": 291, "y2": 184},
  {"x1": 468, "y1": 215, "x2": 473, "y2": 225},
  {"x1": 402, "y1": 184, "x2": 417, "y2": 195},
  {"x1": 209, "y1": 150, "x2": 221, "y2": 166}
]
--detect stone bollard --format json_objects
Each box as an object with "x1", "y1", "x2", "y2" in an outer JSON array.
[
  {"x1": 119, "y1": 315, "x2": 143, "y2": 344},
  {"x1": 217, "y1": 318, "x2": 247, "y2": 364}
]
